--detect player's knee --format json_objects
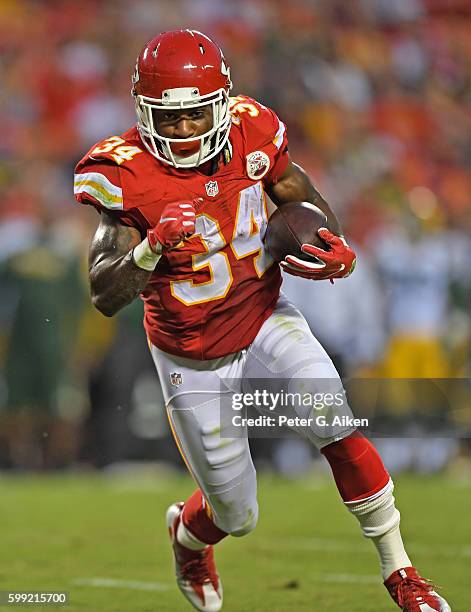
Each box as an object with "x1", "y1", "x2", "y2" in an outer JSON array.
[
  {"x1": 212, "y1": 499, "x2": 258, "y2": 537},
  {"x1": 228, "y1": 503, "x2": 259, "y2": 537}
]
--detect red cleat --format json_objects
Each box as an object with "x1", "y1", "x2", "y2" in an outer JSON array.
[
  {"x1": 384, "y1": 567, "x2": 451, "y2": 611},
  {"x1": 166, "y1": 502, "x2": 223, "y2": 611}
]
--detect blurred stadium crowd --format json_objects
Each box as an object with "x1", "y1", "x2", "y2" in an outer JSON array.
[{"x1": 0, "y1": 0, "x2": 470, "y2": 472}]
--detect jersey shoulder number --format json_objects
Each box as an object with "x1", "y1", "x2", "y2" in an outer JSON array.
[
  {"x1": 74, "y1": 130, "x2": 144, "y2": 213},
  {"x1": 229, "y1": 95, "x2": 264, "y2": 123},
  {"x1": 89, "y1": 135, "x2": 143, "y2": 166},
  {"x1": 230, "y1": 95, "x2": 286, "y2": 149}
]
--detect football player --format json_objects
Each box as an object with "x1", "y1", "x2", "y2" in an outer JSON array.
[{"x1": 74, "y1": 29, "x2": 451, "y2": 612}]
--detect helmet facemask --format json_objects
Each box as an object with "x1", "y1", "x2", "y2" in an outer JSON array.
[{"x1": 134, "y1": 86, "x2": 232, "y2": 168}]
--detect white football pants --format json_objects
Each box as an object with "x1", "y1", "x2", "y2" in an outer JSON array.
[{"x1": 150, "y1": 294, "x2": 355, "y2": 536}]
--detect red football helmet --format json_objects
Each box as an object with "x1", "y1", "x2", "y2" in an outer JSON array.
[{"x1": 132, "y1": 29, "x2": 232, "y2": 168}]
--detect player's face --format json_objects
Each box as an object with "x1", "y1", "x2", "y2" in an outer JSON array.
[{"x1": 154, "y1": 105, "x2": 213, "y2": 157}]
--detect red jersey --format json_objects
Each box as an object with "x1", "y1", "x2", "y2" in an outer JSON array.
[{"x1": 74, "y1": 95, "x2": 289, "y2": 359}]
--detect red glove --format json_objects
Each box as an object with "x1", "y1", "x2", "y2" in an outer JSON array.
[
  {"x1": 280, "y1": 228, "x2": 356, "y2": 281},
  {"x1": 147, "y1": 200, "x2": 199, "y2": 252}
]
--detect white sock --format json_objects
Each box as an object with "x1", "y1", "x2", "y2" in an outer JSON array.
[
  {"x1": 372, "y1": 523, "x2": 412, "y2": 580},
  {"x1": 345, "y1": 479, "x2": 412, "y2": 580},
  {"x1": 177, "y1": 518, "x2": 208, "y2": 551}
]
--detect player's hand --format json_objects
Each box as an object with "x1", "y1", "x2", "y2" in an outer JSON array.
[
  {"x1": 280, "y1": 228, "x2": 356, "y2": 281},
  {"x1": 148, "y1": 199, "x2": 200, "y2": 252}
]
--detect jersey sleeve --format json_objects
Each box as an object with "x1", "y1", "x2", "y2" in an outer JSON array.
[
  {"x1": 230, "y1": 95, "x2": 289, "y2": 186},
  {"x1": 264, "y1": 113, "x2": 289, "y2": 186},
  {"x1": 73, "y1": 141, "x2": 149, "y2": 233}
]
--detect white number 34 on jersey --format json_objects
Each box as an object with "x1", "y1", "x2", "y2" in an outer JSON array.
[{"x1": 170, "y1": 184, "x2": 273, "y2": 306}]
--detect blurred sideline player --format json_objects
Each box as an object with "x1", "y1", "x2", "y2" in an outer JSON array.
[{"x1": 74, "y1": 30, "x2": 451, "y2": 612}]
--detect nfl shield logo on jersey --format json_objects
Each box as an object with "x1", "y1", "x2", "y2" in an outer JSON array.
[
  {"x1": 246, "y1": 151, "x2": 270, "y2": 180},
  {"x1": 205, "y1": 180, "x2": 219, "y2": 197},
  {"x1": 170, "y1": 372, "x2": 183, "y2": 387}
]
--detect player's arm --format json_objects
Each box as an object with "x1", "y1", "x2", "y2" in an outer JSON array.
[
  {"x1": 89, "y1": 212, "x2": 152, "y2": 316},
  {"x1": 89, "y1": 200, "x2": 197, "y2": 316},
  {"x1": 266, "y1": 158, "x2": 341, "y2": 235},
  {"x1": 266, "y1": 158, "x2": 356, "y2": 280}
]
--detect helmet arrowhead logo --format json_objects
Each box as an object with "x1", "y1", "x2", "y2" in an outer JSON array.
[{"x1": 132, "y1": 61, "x2": 139, "y2": 85}]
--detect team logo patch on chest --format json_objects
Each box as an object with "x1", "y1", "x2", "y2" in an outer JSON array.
[
  {"x1": 205, "y1": 180, "x2": 219, "y2": 197},
  {"x1": 170, "y1": 372, "x2": 183, "y2": 387},
  {"x1": 246, "y1": 150, "x2": 270, "y2": 180}
]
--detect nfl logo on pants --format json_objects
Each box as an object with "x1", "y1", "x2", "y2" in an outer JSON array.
[{"x1": 170, "y1": 372, "x2": 183, "y2": 387}]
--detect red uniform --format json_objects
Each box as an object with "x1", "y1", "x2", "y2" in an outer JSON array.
[{"x1": 74, "y1": 96, "x2": 289, "y2": 359}]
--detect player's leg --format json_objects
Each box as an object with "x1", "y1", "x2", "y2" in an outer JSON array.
[
  {"x1": 245, "y1": 294, "x2": 451, "y2": 611},
  {"x1": 165, "y1": 390, "x2": 258, "y2": 538},
  {"x1": 150, "y1": 345, "x2": 258, "y2": 611},
  {"x1": 321, "y1": 433, "x2": 451, "y2": 610},
  {"x1": 320, "y1": 433, "x2": 411, "y2": 576},
  {"x1": 165, "y1": 393, "x2": 257, "y2": 612}
]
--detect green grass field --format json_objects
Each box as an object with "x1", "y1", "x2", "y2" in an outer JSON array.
[{"x1": 0, "y1": 470, "x2": 469, "y2": 611}]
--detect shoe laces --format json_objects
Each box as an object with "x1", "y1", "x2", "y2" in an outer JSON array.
[
  {"x1": 395, "y1": 574, "x2": 435, "y2": 608},
  {"x1": 180, "y1": 550, "x2": 213, "y2": 584}
]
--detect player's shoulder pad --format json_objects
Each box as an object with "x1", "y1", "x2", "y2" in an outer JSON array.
[
  {"x1": 229, "y1": 95, "x2": 286, "y2": 149},
  {"x1": 74, "y1": 128, "x2": 143, "y2": 212},
  {"x1": 79, "y1": 128, "x2": 144, "y2": 168}
]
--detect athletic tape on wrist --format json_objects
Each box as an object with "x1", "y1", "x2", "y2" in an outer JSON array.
[{"x1": 132, "y1": 237, "x2": 161, "y2": 271}]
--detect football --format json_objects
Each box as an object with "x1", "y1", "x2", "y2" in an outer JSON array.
[{"x1": 264, "y1": 201, "x2": 330, "y2": 263}]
